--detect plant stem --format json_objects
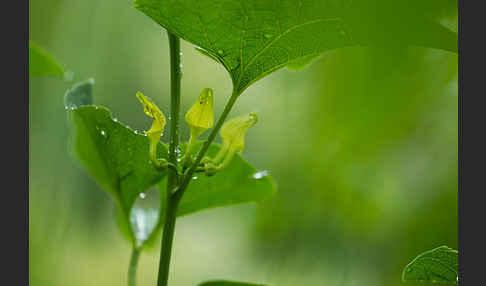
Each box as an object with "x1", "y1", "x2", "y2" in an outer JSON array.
[
  {"x1": 166, "y1": 32, "x2": 181, "y2": 178},
  {"x1": 156, "y1": 30, "x2": 240, "y2": 286},
  {"x1": 128, "y1": 248, "x2": 141, "y2": 286},
  {"x1": 156, "y1": 193, "x2": 180, "y2": 286},
  {"x1": 156, "y1": 31, "x2": 182, "y2": 286},
  {"x1": 157, "y1": 93, "x2": 240, "y2": 286}
]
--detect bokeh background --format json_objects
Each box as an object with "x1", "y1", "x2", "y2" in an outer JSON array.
[{"x1": 29, "y1": 0, "x2": 458, "y2": 285}]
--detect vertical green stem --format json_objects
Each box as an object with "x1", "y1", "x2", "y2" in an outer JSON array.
[
  {"x1": 166, "y1": 33, "x2": 181, "y2": 176},
  {"x1": 156, "y1": 30, "x2": 240, "y2": 286},
  {"x1": 128, "y1": 248, "x2": 141, "y2": 286},
  {"x1": 157, "y1": 32, "x2": 182, "y2": 286},
  {"x1": 156, "y1": 194, "x2": 180, "y2": 286}
]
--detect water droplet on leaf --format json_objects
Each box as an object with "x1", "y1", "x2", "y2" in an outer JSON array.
[
  {"x1": 130, "y1": 186, "x2": 160, "y2": 248},
  {"x1": 252, "y1": 170, "x2": 268, "y2": 179}
]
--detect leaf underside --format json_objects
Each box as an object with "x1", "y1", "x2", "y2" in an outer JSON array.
[
  {"x1": 402, "y1": 246, "x2": 458, "y2": 284},
  {"x1": 135, "y1": 0, "x2": 457, "y2": 94}
]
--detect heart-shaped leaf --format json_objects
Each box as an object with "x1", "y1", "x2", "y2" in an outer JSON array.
[
  {"x1": 134, "y1": 0, "x2": 457, "y2": 94},
  {"x1": 402, "y1": 246, "x2": 458, "y2": 284},
  {"x1": 65, "y1": 80, "x2": 168, "y2": 247},
  {"x1": 161, "y1": 142, "x2": 276, "y2": 219},
  {"x1": 29, "y1": 40, "x2": 70, "y2": 79},
  {"x1": 198, "y1": 280, "x2": 267, "y2": 286}
]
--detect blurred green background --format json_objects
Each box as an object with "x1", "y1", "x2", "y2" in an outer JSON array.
[{"x1": 29, "y1": 0, "x2": 457, "y2": 285}]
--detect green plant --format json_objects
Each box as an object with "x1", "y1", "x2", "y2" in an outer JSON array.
[
  {"x1": 402, "y1": 246, "x2": 458, "y2": 285},
  {"x1": 29, "y1": 40, "x2": 72, "y2": 80},
  {"x1": 30, "y1": 1, "x2": 458, "y2": 286}
]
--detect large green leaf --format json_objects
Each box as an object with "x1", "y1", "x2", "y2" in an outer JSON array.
[
  {"x1": 134, "y1": 0, "x2": 457, "y2": 94},
  {"x1": 65, "y1": 80, "x2": 168, "y2": 247},
  {"x1": 161, "y1": 142, "x2": 276, "y2": 219},
  {"x1": 140, "y1": 141, "x2": 276, "y2": 249},
  {"x1": 29, "y1": 41, "x2": 67, "y2": 79},
  {"x1": 402, "y1": 246, "x2": 458, "y2": 284},
  {"x1": 198, "y1": 280, "x2": 267, "y2": 286}
]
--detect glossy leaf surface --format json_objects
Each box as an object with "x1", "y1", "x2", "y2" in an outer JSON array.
[
  {"x1": 135, "y1": 0, "x2": 457, "y2": 94},
  {"x1": 402, "y1": 246, "x2": 458, "y2": 284},
  {"x1": 65, "y1": 81, "x2": 168, "y2": 246},
  {"x1": 180, "y1": 142, "x2": 275, "y2": 216}
]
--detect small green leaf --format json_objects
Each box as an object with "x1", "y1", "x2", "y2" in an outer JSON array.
[
  {"x1": 134, "y1": 0, "x2": 457, "y2": 94},
  {"x1": 198, "y1": 280, "x2": 267, "y2": 286},
  {"x1": 64, "y1": 79, "x2": 94, "y2": 109},
  {"x1": 402, "y1": 246, "x2": 458, "y2": 284},
  {"x1": 65, "y1": 81, "x2": 168, "y2": 247},
  {"x1": 163, "y1": 141, "x2": 276, "y2": 218},
  {"x1": 29, "y1": 41, "x2": 68, "y2": 79}
]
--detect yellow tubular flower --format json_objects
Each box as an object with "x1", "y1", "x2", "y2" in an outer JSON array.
[
  {"x1": 183, "y1": 88, "x2": 214, "y2": 165},
  {"x1": 205, "y1": 112, "x2": 257, "y2": 175},
  {"x1": 136, "y1": 92, "x2": 167, "y2": 168},
  {"x1": 221, "y1": 112, "x2": 258, "y2": 153}
]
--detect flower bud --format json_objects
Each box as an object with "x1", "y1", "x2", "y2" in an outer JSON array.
[
  {"x1": 183, "y1": 88, "x2": 215, "y2": 166},
  {"x1": 185, "y1": 88, "x2": 214, "y2": 137}
]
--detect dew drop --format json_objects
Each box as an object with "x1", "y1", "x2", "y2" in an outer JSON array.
[
  {"x1": 192, "y1": 176, "x2": 198, "y2": 180},
  {"x1": 252, "y1": 170, "x2": 268, "y2": 179},
  {"x1": 130, "y1": 186, "x2": 160, "y2": 247},
  {"x1": 264, "y1": 33, "x2": 273, "y2": 39},
  {"x1": 218, "y1": 49, "x2": 224, "y2": 55}
]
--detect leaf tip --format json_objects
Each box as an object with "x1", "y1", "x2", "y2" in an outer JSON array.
[{"x1": 64, "y1": 79, "x2": 95, "y2": 110}]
